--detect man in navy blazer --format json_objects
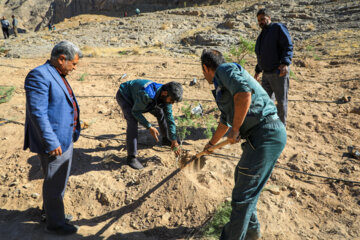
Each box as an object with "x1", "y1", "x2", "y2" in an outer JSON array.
[{"x1": 24, "y1": 41, "x2": 82, "y2": 235}]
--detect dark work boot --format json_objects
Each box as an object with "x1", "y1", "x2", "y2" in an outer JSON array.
[
  {"x1": 46, "y1": 223, "x2": 79, "y2": 235},
  {"x1": 127, "y1": 156, "x2": 144, "y2": 170},
  {"x1": 41, "y1": 209, "x2": 73, "y2": 223}
]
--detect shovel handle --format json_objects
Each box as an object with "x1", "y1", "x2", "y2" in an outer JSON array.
[{"x1": 195, "y1": 139, "x2": 231, "y2": 158}]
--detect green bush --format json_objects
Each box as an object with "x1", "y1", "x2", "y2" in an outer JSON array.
[
  {"x1": 176, "y1": 102, "x2": 217, "y2": 145},
  {"x1": 0, "y1": 86, "x2": 15, "y2": 104},
  {"x1": 202, "y1": 201, "x2": 232, "y2": 239},
  {"x1": 224, "y1": 36, "x2": 255, "y2": 65},
  {"x1": 78, "y1": 73, "x2": 88, "y2": 81},
  {"x1": 289, "y1": 70, "x2": 296, "y2": 80},
  {"x1": 176, "y1": 102, "x2": 199, "y2": 145}
]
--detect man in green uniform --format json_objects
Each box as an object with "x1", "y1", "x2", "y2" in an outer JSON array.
[
  {"x1": 201, "y1": 49, "x2": 287, "y2": 240},
  {"x1": 116, "y1": 80, "x2": 182, "y2": 169}
]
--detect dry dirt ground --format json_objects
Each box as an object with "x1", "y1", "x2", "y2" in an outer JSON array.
[{"x1": 1, "y1": 19, "x2": 360, "y2": 240}]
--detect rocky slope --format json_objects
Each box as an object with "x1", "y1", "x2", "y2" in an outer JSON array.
[
  {"x1": 1, "y1": 0, "x2": 359, "y2": 59},
  {"x1": 0, "y1": 0, "x2": 224, "y2": 32}
]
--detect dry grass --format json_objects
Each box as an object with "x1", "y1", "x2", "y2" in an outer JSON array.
[
  {"x1": 179, "y1": 26, "x2": 212, "y2": 40},
  {"x1": 81, "y1": 46, "x2": 123, "y2": 57},
  {"x1": 302, "y1": 29, "x2": 360, "y2": 58},
  {"x1": 160, "y1": 23, "x2": 168, "y2": 30},
  {"x1": 52, "y1": 14, "x2": 118, "y2": 30},
  {"x1": 80, "y1": 45, "x2": 150, "y2": 57},
  {"x1": 305, "y1": 23, "x2": 316, "y2": 31}
]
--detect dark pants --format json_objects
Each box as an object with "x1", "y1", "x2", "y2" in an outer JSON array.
[
  {"x1": 261, "y1": 71, "x2": 289, "y2": 125},
  {"x1": 2, "y1": 27, "x2": 9, "y2": 39},
  {"x1": 220, "y1": 119, "x2": 286, "y2": 240},
  {"x1": 116, "y1": 91, "x2": 168, "y2": 157},
  {"x1": 38, "y1": 142, "x2": 73, "y2": 228}
]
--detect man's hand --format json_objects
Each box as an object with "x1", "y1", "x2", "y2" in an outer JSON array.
[
  {"x1": 171, "y1": 140, "x2": 181, "y2": 157},
  {"x1": 254, "y1": 72, "x2": 261, "y2": 82},
  {"x1": 278, "y1": 64, "x2": 288, "y2": 77},
  {"x1": 149, "y1": 127, "x2": 160, "y2": 142},
  {"x1": 203, "y1": 141, "x2": 216, "y2": 154},
  {"x1": 49, "y1": 146, "x2": 62, "y2": 156},
  {"x1": 227, "y1": 129, "x2": 240, "y2": 144}
]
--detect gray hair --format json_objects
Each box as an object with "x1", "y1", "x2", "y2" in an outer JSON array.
[{"x1": 50, "y1": 41, "x2": 83, "y2": 61}]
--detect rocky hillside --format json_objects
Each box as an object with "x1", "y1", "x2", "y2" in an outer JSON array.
[
  {"x1": 1, "y1": 0, "x2": 359, "y2": 59},
  {"x1": 0, "y1": 0, "x2": 224, "y2": 32}
]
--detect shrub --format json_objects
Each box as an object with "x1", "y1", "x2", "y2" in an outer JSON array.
[
  {"x1": 0, "y1": 86, "x2": 16, "y2": 104},
  {"x1": 78, "y1": 73, "x2": 88, "y2": 81},
  {"x1": 224, "y1": 36, "x2": 255, "y2": 65},
  {"x1": 201, "y1": 201, "x2": 232, "y2": 239}
]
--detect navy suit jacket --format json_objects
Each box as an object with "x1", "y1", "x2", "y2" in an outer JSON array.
[{"x1": 24, "y1": 61, "x2": 80, "y2": 154}]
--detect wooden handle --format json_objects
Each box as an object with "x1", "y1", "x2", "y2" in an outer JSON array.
[{"x1": 195, "y1": 139, "x2": 231, "y2": 158}]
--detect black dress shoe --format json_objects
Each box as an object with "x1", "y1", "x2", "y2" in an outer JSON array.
[
  {"x1": 46, "y1": 223, "x2": 79, "y2": 235},
  {"x1": 127, "y1": 156, "x2": 144, "y2": 169},
  {"x1": 41, "y1": 212, "x2": 73, "y2": 223}
]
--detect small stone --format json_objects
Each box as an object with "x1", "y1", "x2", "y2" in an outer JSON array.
[
  {"x1": 290, "y1": 189, "x2": 299, "y2": 198},
  {"x1": 130, "y1": 221, "x2": 139, "y2": 230},
  {"x1": 263, "y1": 185, "x2": 281, "y2": 195},
  {"x1": 161, "y1": 212, "x2": 171, "y2": 225},
  {"x1": 339, "y1": 167, "x2": 350, "y2": 175},
  {"x1": 31, "y1": 193, "x2": 40, "y2": 199},
  {"x1": 9, "y1": 181, "x2": 18, "y2": 187},
  {"x1": 99, "y1": 142, "x2": 106, "y2": 148},
  {"x1": 334, "y1": 205, "x2": 344, "y2": 214}
]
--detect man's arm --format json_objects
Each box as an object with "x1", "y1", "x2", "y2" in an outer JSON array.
[
  {"x1": 25, "y1": 69, "x2": 61, "y2": 153},
  {"x1": 131, "y1": 93, "x2": 160, "y2": 141},
  {"x1": 203, "y1": 122, "x2": 229, "y2": 152},
  {"x1": 228, "y1": 92, "x2": 251, "y2": 143},
  {"x1": 163, "y1": 104, "x2": 177, "y2": 141},
  {"x1": 163, "y1": 104, "x2": 180, "y2": 155},
  {"x1": 279, "y1": 24, "x2": 293, "y2": 67}
]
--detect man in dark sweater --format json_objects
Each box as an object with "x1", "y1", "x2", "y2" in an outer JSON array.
[{"x1": 254, "y1": 8, "x2": 293, "y2": 125}]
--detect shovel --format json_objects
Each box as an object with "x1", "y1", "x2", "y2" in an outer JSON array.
[{"x1": 180, "y1": 139, "x2": 231, "y2": 170}]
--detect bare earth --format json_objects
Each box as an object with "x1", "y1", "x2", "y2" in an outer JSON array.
[{"x1": 1, "y1": 8, "x2": 360, "y2": 240}]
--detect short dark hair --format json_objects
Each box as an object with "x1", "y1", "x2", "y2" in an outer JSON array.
[
  {"x1": 201, "y1": 49, "x2": 226, "y2": 71},
  {"x1": 257, "y1": 8, "x2": 271, "y2": 17},
  {"x1": 162, "y1": 81, "x2": 183, "y2": 102}
]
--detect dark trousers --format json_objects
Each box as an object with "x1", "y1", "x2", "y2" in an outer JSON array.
[
  {"x1": 116, "y1": 91, "x2": 168, "y2": 157},
  {"x1": 261, "y1": 71, "x2": 289, "y2": 125},
  {"x1": 38, "y1": 142, "x2": 73, "y2": 228},
  {"x1": 2, "y1": 27, "x2": 9, "y2": 39},
  {"x1": 220, "y1": 120, "x2": 286, "y2": 240}
]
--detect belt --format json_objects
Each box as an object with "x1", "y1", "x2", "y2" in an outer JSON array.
[{"x1": 241, "y1": 114, "x2": 279, "y2": 139}]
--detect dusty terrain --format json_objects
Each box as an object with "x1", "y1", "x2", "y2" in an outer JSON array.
[{"x1": 1, "y1": 1, "x2": 360, "y2": 240}]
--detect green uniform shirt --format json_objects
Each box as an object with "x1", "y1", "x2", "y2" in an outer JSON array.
[
  {"x1": 212, "y1": 63, "x2": 278, "y2": 137},
  {"x1": 118, "y1": 79, "x2": 177, "y2": 140}
]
